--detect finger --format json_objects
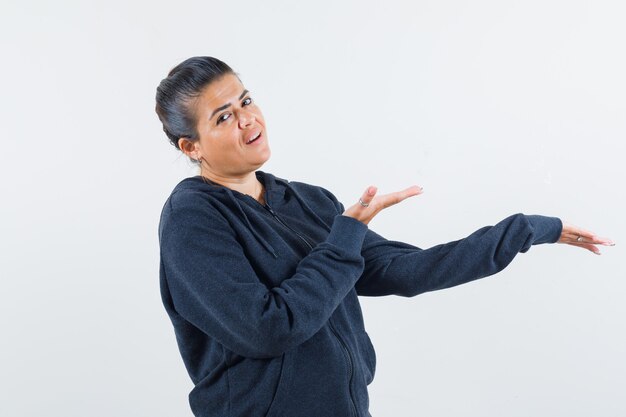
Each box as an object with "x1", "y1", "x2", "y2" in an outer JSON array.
[
  {"x1": 561, "y1": 232, "x2": 586, "y2": 243},
  {"x1": 358, "y1": 186, "x2": 378, "y2": 208},
  {"x1": 378, "y1": 185, "x2": 424, "y2": 208},
  {"x1": 561, "y1": 231, "x2": 614, "y2": 246},
  {"x1": 587, "y1": 235, "x2": 616, "y2": 245},
  {"x1": 565, "y1": 241, "x2": 602, "y2": 255},
  {"x1": 562, "y1": 222, "x2": 600, "y2": 240},
  {"x1": 579, "y1": 237, "x2": 615, "y2": 246}
]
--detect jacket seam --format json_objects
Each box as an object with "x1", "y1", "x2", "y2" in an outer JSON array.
[{"x1": 224, "y1": 346, "x2": 232, "y2": 417}]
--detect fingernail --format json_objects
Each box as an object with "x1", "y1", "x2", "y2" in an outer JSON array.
[{"x1": 595, "y1": 251, "x2": 602, "y2": 255}]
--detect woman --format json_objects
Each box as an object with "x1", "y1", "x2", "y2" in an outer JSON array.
[{"x1": 155, "y1": 56, "x2": 614, "y2": 417}]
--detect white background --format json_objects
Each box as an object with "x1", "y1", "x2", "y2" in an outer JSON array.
[{"x1": 1, "y1": 0, "x2": 624, "y2": 416}]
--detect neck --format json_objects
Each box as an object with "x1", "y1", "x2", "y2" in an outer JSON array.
[{"x1": 200, "y1": 168, "x2": 265, "y2": 203}]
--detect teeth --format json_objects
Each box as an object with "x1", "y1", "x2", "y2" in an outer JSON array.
[{"x1": 247, "y1": 132, "x2": 261, "y2": 144}]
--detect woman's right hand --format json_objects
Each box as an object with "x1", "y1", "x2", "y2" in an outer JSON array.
[{"x1": 342, "y1": 184, "x2": 424, "y2": 226}]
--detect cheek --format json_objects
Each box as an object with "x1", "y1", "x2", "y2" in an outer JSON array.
[
  {"x1": 224, "y1": 131, "x2": 243, "y2": 150},
  {"x1": 252, "y1": 105, "x2": 264, "y2": 120},
  {"x1": 204, "y1": 131, "x2": 235, "y2": 154}
]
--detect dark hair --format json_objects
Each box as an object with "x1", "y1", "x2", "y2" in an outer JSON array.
[{"x1": 155, "y1": 56, "x2": 236, "y2": 157}]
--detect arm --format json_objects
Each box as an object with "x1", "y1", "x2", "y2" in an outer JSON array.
[
  {"x1": 354, "y1": 212, "x2": 563, "y2": 297},
  {"x1": 159, "y1": 191, "x2": 368, "y2": 359}
]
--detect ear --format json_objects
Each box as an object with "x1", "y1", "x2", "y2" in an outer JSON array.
[{"x1": 178, "y1": 137, "x2": 201, "y2": 160}]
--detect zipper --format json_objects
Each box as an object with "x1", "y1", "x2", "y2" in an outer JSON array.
[
  {"x1": 245, "y1": 194, "x2": 359, "y2": 416},
  {"x1": 247, "y1": 194, "x2": 359, "y2": 417},
  {"x1": 241, "y1": 192, "x2": 315, "y2": 252},
  {"x1": 328, "y1": 319, "x2": 359, "y2": 417},
  {"x1": 261, "y1": 202, "x2": 316, "y2": 252}
]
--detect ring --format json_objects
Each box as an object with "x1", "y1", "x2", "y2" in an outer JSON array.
[
  {"x1": 576, "y1": 236, "x2": 583, "y2": 242},
  {"x1": 358, "y1": 197, "x2": 370, "y2": 207}
]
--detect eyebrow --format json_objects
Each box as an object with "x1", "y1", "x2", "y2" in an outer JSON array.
[{"x1": 210, "y1": 89, "x2": 249, "y2": 120}]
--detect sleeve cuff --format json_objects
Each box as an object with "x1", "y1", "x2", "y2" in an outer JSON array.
[
  {"x1": 325, "y1": 214, "x2": 369, "y2": 254},
  {"x1": 526, "y1": 214, "x2": 563, "y2": 245}
]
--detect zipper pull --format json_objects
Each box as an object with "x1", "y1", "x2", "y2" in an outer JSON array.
[{"x1": 264, "y1": 202, "x2": 275, "y2": 215}]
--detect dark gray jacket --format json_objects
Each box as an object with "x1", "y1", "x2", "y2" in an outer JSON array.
[{"x1": 158, "y1": 170, "x2": 562, "y2": 417}]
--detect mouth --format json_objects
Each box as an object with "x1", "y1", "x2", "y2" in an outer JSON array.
[{"x1": 245, "y1": 130, "x2": 263, "y2": 145}]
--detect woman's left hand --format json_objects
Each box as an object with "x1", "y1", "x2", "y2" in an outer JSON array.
[{"x1": 558, "y1": 220, "x2": 615, "y2": 255}]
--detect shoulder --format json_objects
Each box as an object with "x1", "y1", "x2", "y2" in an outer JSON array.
[
  {"x1": 160, "y1": 176, "x2": 227, "y2": 214},
  {"x1": 263, "y1": 170, "x2": 340, "y2": 204},
  {"x1": 284, "y1": 178, "x2": 343, "y2": 214},
  {"x1": 158, "y1": 182, "x2": 229, "y2": 242},
  {"x1": 295, "y1": 182, "x2": 341, "y2": 204},
  {"x1": 274, "y1": 171, "x2": 333, "y2": 197}
]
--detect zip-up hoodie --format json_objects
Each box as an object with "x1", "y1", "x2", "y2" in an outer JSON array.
[{"x1": 158, "y1": 170, "x2": 563, "y2": 417}]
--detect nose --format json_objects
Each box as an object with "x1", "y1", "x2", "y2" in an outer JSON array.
[{"x1": 239, "y1": 109, "x2": 256, "y2": 128}]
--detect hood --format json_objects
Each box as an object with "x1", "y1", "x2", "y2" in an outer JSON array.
[{"x1": 171, "y1": 170, "x2": 333, "y2": 259}]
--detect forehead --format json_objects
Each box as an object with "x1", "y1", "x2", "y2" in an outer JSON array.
[{"x1": 197, "y1": 73, "x2": 245, "y2": 107}]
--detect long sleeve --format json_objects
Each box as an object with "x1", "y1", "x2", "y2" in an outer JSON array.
[
  {"x1": 159, "y1": 191, "x2": 369, "y2": 359},
  {"x1": 354, "y1": 212, "x2": 563, "y2": 297}
]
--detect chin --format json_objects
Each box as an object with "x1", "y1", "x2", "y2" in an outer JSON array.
[
  {"x1": 252, "y1": 150, "x2": 271, "y2": 167},
  {"x1": 260, "y1": 146, "x2": 271, "y2": 162}
]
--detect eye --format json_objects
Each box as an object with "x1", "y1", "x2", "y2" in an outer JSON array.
[
  {"x1": 216, "y1": 113, "x2": 230, "y2": 125},
  {"x1": 216, "y1": 97, "x2": 253, "y2": 125}
]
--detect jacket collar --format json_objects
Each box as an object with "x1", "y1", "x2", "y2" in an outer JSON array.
[{"x1": 171, "y1": 170, "x2": 332, "y2": 259}]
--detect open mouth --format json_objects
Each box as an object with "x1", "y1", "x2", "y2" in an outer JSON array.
[{"x1": 246, "y1": 131, "x2": 262, "y2": 145}]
